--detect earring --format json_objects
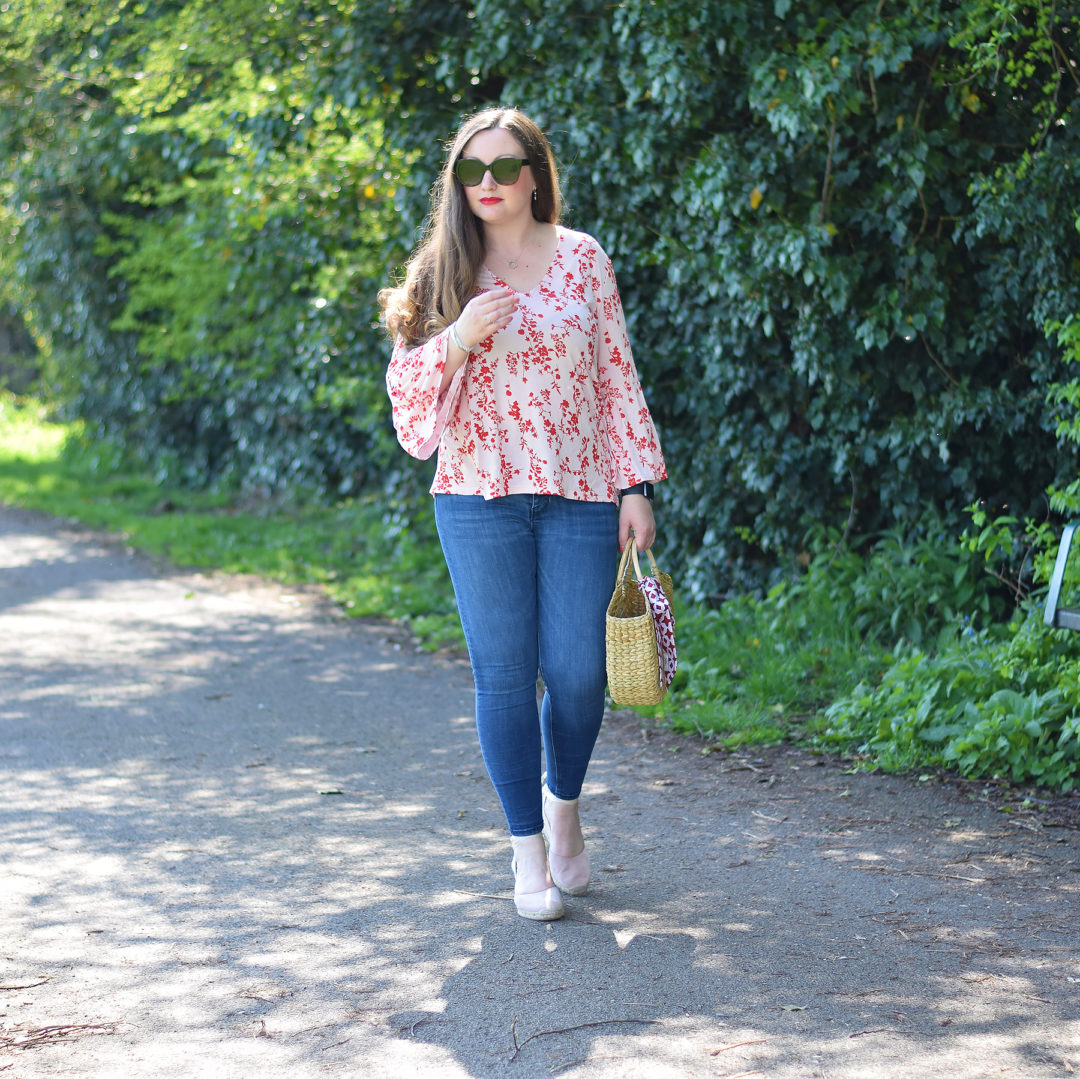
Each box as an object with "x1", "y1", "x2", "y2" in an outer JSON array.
[{"x1": 532, "y1": 189, "x2": 537, "y2": 202}]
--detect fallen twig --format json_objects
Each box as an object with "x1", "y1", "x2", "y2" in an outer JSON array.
[
  {"x1": 711, "y1": 1038, "x2": 767, "y2": 1055},
  {"x1": 0, "y1": 1022, "x2": 117, "y2": 1051},
  {"x1": 509, "y1": 1018, "x2": 659, "y2": 1062}
]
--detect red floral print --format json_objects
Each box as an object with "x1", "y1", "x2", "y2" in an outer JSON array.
[{"x1": 386, "y1": 228, "x2": 666, "y2": 502}]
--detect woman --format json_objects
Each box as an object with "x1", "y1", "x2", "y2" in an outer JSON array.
[{"x1": 380, "y1": 108, "x2": 666, "y2": 921}]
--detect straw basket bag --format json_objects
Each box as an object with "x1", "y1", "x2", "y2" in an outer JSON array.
[{"x1": 605, "y1": 541, "x2": 676, "y2": 707}]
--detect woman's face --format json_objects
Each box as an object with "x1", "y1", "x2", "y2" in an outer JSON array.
[{"x1": 458, "y1": 127, "x2": 535, "y2": 228}]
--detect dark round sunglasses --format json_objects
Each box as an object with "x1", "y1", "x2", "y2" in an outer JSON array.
[{"x1": 454, "y1": 156, "x2": 530, "y2": 187}]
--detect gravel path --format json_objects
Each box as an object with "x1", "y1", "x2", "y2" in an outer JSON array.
[{"x1": 1, "y1": 503, "x2": 1077, "y2": 1078}]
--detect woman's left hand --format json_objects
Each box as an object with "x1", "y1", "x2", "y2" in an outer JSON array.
[{"x1": 618, "y1": 494, "x2": 656, "y2": 552}]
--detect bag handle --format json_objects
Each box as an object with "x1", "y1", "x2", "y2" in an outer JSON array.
[{"x1": 616, "y1": 532, "x2": 661, "y2": 585}]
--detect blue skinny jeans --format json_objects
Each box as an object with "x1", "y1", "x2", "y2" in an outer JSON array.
[{"x1": 434, "y1": 494, "x2": 618, "y2": 836}]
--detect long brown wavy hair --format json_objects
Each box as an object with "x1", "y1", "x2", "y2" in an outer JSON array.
[{"x1": 379, "y1": 108, "x2": 562, "y2": 347}]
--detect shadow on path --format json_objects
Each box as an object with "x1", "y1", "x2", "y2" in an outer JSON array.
[{"x1": 0, "y1": 504, "x2": 1077, "y2": 1078}]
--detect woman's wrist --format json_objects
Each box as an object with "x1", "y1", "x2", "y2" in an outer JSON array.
[
  {"x1": 449, "y1": 320, "x2": 469, "y2": 353},
  {"x1": 619, "y1": 481, "x2": 655, "y2": 501}
]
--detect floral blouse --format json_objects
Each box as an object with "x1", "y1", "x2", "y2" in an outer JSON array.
[{"x1": 386, "y1": 227, "x2": 666, "y2": 502}]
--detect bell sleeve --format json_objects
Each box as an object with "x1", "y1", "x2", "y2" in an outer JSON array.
[
  {"x1": 385, "y1": 330, "x2": 467, "y2": 461},
  {"x1": 593, "y1": 251, "x2": 667, "y2": 488}
]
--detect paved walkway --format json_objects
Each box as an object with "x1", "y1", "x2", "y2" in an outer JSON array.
[{"x1": 0, "y1": 504, "x2": 1077, "y2": 1077}]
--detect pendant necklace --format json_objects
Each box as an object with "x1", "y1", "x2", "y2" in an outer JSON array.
[{"x1": 505, "y1": 234, "x2": 531, "y2": 271}]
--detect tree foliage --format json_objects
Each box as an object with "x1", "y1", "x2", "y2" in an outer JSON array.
[
  {"x1": 2, "y1": 0, "x2": 1078, "y2": 596},
  {"x1": 1, "y1": 0, "x2": 407, "y2": 492}
]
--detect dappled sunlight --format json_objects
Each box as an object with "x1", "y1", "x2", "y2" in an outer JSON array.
[
  {"x1": 2, "y1": 511, "x2": 1078, "y2": 1077},
  {"x1": 1, "y1": 517, "x2": 495, "y2": 1074}
]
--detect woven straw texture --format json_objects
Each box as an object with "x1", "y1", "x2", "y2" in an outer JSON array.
[{"x1": 605, "y1": 545, "x2": 674, "y2": 707}]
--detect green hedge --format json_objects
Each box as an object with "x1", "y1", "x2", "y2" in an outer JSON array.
[{"x1": 2, "y1": 0, "x2": 1079, "y2": 597}]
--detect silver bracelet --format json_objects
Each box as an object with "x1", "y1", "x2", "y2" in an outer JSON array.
[{"x1": 449, "y1": 321, "x2": 469, "y2": 352}]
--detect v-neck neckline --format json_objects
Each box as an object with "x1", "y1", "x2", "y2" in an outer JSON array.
[{"x1": 484, "y1": 226, "x2": 562, "y2": 295}]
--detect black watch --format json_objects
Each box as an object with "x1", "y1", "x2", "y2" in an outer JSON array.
[{"x1": 619, "y1": 481, "x2": 655, "y2": 501}]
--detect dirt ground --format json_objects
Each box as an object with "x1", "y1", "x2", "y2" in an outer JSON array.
[{"x1": 1, "y1": 503, "x2": 1078, "y2": 1078}]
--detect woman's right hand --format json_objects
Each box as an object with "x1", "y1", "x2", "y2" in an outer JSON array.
[{"x1": 456, "y1": 288, "x2": 516, "y2": 349}]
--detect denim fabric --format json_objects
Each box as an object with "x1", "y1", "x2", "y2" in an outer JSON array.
[{"x1": 435, "y1": 494, "x2": 618, "y2": 836}]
